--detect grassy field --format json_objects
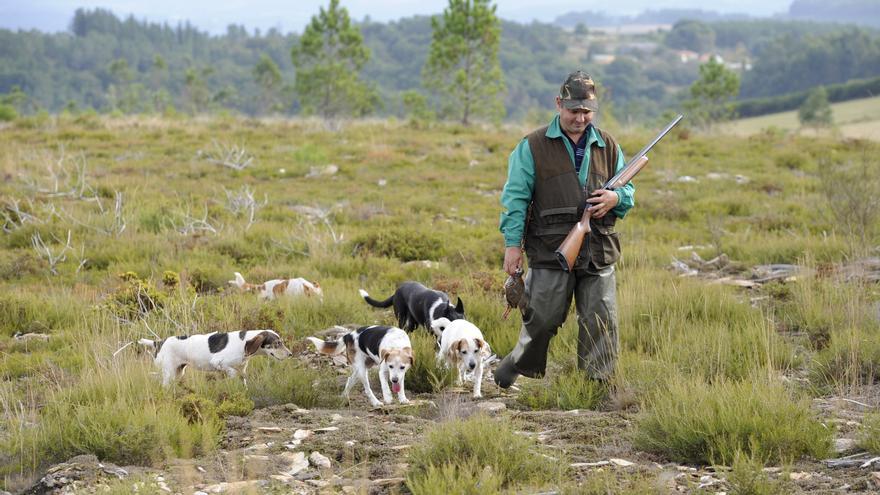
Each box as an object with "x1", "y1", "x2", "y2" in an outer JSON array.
[
  {"x1": 724, "y1": 95, "x2": 880, "y2": 140},
  {"x1": 0, "y1": 113, "x2": 879, "y2": 493}
]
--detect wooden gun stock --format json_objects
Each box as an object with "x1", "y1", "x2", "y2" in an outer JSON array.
[{"x1": 554, "y1": 155, "x2": 648, "y2": 272}]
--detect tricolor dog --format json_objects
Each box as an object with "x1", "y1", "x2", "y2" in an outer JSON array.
[
  {"x1": 229, "y1": 272, "x2": 323, "y2": 300},
  {"x1": 139, "y1": 330, "x2": 292, "y2": 386},
  {"x1": 359, "y1": 281, "x2": 464, "y2": 337},
  {"x1": 307, "y1": 325, "x2": 413, "y2": 408},
  {"x1": 431, "y1": 318, "x2": 491, "y2": 398}
]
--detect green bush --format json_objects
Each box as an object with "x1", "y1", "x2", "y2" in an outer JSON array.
[
  {"x1": 0, "y1": 104, "x2": 17, "y2": 121},
  {"x1": 403, "y1": 332, "x2": 455, "y2": 394},
  {"x1": 352, "y1": 229, "x2": 445, "y2": 261},
  {"x1": 633, "y1": 375, "x2": 832, "y2": 465},
  {"x1": 406, "y1": 415, "x2": 563, "y2": 492},
  {"x1": 518, "y1": 366, "x2": 607, "y2": 410}
]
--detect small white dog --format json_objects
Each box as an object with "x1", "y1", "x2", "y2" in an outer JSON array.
[
  {"x1": 431, "y1": 318, "x2": 491, "y2": 398},
  {"x1": 139, "y1": 330, "x2": 292, "y2": 386},
  {"x1": 307, "y1": 325, "x2": 413, "y2": 408},
  {"x1": 229, "y1": 272, "x2": 323, "y2": 300}
]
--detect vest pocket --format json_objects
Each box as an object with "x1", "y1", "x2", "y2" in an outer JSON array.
[{"x1": 588, "y1": 224, "x2": 621, "y2": 268}]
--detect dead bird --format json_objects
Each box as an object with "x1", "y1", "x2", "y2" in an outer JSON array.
[{"x1": 502, "y1": 268, "x2": 526, "y2": 320}]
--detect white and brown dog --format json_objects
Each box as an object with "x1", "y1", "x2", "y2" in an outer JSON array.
[
  {"x1": 307, "y1": 325, "x2": 413, "y2": 408},
  {"x1": 229, "y1": 272, "x2": 323, "y2": 300},
  {"x1": 138, "y1": 330, "x2": 291, "y2": 386},
  {"x1": 431, "y1": 318, "x2": 491, "y2": 398}
]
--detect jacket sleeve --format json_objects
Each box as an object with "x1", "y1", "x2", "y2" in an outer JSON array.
[
  {"x1": 499, "y1": 138, "x2": 536, "y2": 247},
  {"x1": 611, "y1": 143, "x2": 635, "y2": 218}
]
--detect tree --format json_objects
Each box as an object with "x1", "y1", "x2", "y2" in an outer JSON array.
[
  {"x1": 290, "y1": 0, "x2": 378, "y2": 119},
  {"x1": 798, "y1": 86, "x2": 833, "y2": 129},
  {"x1": 665, "y1": 20, "x2": 716, "y2": 53},
  {"x1": 423, "y1": 0, "x2": 505, "y2": 125},
  {"x1": 253, "y1": 54, "x2": 283, "y2": 115},
  {"x1": 684, "y1": 58, "x2": 740, "y2": 129}
]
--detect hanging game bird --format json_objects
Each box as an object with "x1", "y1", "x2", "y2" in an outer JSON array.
[{"x1": 502, "y1": 268, "x2": 526, "y2": 320}]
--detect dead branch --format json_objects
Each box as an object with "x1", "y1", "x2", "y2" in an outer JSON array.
[
  {"x1": 1, "y1": 198, "x2": 42, "y2": 233},
  {"x1": 197, "y1": 140, "x2": 254, "y2": 170},
  {"x1": 171, "y1": 203, "x2": 221, "y2": 235},
  {"x1": 224, "y1": 186, "x2": 267, "y2": 231},
  {"x1": 31, "y1": 230, "x2": 73, "y2": 275},
  {"x1": 20, "y1": 146, "x2": 104, "y2": 210}
]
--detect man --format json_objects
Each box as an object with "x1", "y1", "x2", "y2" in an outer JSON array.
[{"x1": 495, "y1": 71, "x2": 635, "y2": 388}]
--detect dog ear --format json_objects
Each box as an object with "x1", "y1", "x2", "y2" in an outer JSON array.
[
  {"x1": 245, "y1": 332, "x2": 267, "y2": 355},
  {"x1": 454, "y1": 297, "x2": 464, "y2": 314},
  {"x1": 403, "y1": 347, "x2": 414, "y2": 366},
  {"x1": 380, "y1": 349, "x2": 390, "y2": 362},
  {"x1": 474, "y1": 338, "x2": 484, "y2": 351},
  {"x1": 448, "y1": 339, "x2": 465, "y2": 361}
]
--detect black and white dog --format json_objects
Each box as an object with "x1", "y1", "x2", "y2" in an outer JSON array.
[
  {"x1": 139, "y1": 330, "x2": 291, "y2": 386},
  {"x1": 307, "y1": 325, "x2": 413, "y2": 408},
  {"x1": 359, "y1": 282, "x2": 464, "y2": 337}
]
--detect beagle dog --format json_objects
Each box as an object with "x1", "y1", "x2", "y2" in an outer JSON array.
[
  {"x1": 359, "y1": 281, "x2": 463, "y2": 337},
  {"x1": 307, "y1": 325, "x2": 413, "y2": 408},
  {"x1": 229, "y1": 272, "x2": 323, "y2": 300},
  {"x1": 138, "y1": 330, "x2": 291, "y2": 386},
  {"x1": 431, "y1": 318, "x2": 491, "y2": 398}
]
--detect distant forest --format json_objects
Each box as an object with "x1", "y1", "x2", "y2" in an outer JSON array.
[{"x1": 1, "y1": 8, "x2": 879, "y2": 121}]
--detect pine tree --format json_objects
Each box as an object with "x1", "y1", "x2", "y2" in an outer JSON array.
[
  {"x1": 253, "y1": 54, "x2": 283, "y2": 115},
  {"x1": 683, "y1": 58, "x2": 740, "y2": 130},
  {"x1": 423, "y1": 0, "x2": 505, "y2": 125},
  {"x1": 291, "y1": 0, "x2": 378, "y2": 119},
  {"x1": 798, "y1": 86, "x2": 833, "y2": 129}
]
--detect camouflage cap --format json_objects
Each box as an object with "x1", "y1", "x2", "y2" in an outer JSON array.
[{"x1": 559, "y1": 71, "x2": 599, "y2": 111}]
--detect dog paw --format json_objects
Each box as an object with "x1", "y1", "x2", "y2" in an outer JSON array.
[
  {"x1": 473, "y1": 392, "x2": 482, "y2": 399},
  {"x1": 370, "y1": 400, "x2": 384, "y2": 408},
  {"x1": 383, "y1": 397, "x2": 393, "y2": 404},
  {"x1": 398, "y1": 398, "x2": 410, "y2": 404}
]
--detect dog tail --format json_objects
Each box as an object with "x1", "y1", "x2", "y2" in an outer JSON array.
[
  {"x1": 359, "y1": 289, "x2": 394, "y2": 308},
  {"x1": 228, "y1": 272, "x2": 246, "y2": 288},
  {"x1": 137, "y1": 338, "x2": 156, "y2": 349},
  {"x1": 306, "y1": 336, "x2": 346, "y2": 356}
]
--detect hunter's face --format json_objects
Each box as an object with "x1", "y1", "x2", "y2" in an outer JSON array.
[{"x1": 556, "y1": 97, "x2": 594, "y2": 137}]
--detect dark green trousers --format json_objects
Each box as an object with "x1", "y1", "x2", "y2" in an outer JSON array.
[{"x1": 505, "y1": 265, "x2": 618, "y2": 381}]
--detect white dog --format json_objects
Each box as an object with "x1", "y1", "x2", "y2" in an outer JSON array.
[
  {"x1": 307, "y1": 325, "x2": 413, "y2": 408},
  {"x1": 431, "y1": 318, "x2": 491, "y2": 398},
  {"x1": 138, "y1": 330, "x2": 291, "y2": 386},
  {"x1": 229, "y1": 272, "x2": 323, "y2": 300}
]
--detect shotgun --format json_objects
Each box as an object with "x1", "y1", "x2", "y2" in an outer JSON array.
[{"x1": 554, "y1": 114, "x2": 683, "y2": 272}]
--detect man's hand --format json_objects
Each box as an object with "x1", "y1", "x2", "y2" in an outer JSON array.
[
  {"x1": 586, "y1": 189, "x2": 619, "y2": 219},
  {"x1": 503, "y1": 246, "x2": 523, "y2": 276}
]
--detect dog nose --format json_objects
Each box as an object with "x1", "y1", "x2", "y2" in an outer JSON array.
[
  {"x1": 468, "y1": 362, "x2": 476, "y2": 370},
  {"x1": 391, "y1": 377, "x2": 398, "y2": 383}
]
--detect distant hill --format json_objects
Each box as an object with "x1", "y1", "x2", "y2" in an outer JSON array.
[
  {"x1": 788, "y1": 0, "x2": 880, "y2": 28},
  {"x1": 724, "y1": 94, "x2": 880, "y2": 140},
  {"x1": 553, "y1": 9, "x2": 752, "y2": 28}
]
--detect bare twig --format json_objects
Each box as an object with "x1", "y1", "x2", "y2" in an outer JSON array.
[
  {"x1": 20, "y1": 146, "x2": 104, "y2": 209},
  {"x1": 171, "y1": 203, "x2": 221, "y2": 235},
  {"x1": 224, "y1": 186, "x2": 267, "y2": 231},
  {"x1": 31, "y1": 230, "x2": 73, "y2": 275},
  {"x1": 197, "y1": 140, "x2": 254, "y2": 170},
  {"x1": 1, "y1": 198, "x2": 42, "y2": 232}
]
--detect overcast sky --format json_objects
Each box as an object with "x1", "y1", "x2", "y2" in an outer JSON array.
[{"x1": 1, "y1": 0, "x2": 794, "y2": 35}]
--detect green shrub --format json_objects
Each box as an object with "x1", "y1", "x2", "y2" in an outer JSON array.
[
  {"x1": 403, "y1": 332, "x2": 455, "y2": 394},
  {"x1": 857, "y1": 412, "x2": 880, "y2": 454},
  {"x1": 518, "y1": 366, "x2": 607, "y2": 410},
  {"x1": 407, "y1": 461, "x2": 502, "y2": 495},
  {"x1": 727, "y1": 449, "x2": 792, "y2": 495},
  {"x1": 0, "y1": 104, "x2": 17, "y2": 121},
  {"x1": 634, "y1": 375, "x2": 832, "y2": 465},
  {"x1": 406, "y1": 415, "x2": 563, "y2": 492},
  {"x1": 811, "y1": 327, "x2": 880, "y2": 391},
  {"x1": 352, "y1": 229, "x2": 445, "y2": 261}
]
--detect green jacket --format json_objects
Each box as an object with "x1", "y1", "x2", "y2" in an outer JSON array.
[{"x1": 500, "y1": 115, "x2": 636, "y2": 247}]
